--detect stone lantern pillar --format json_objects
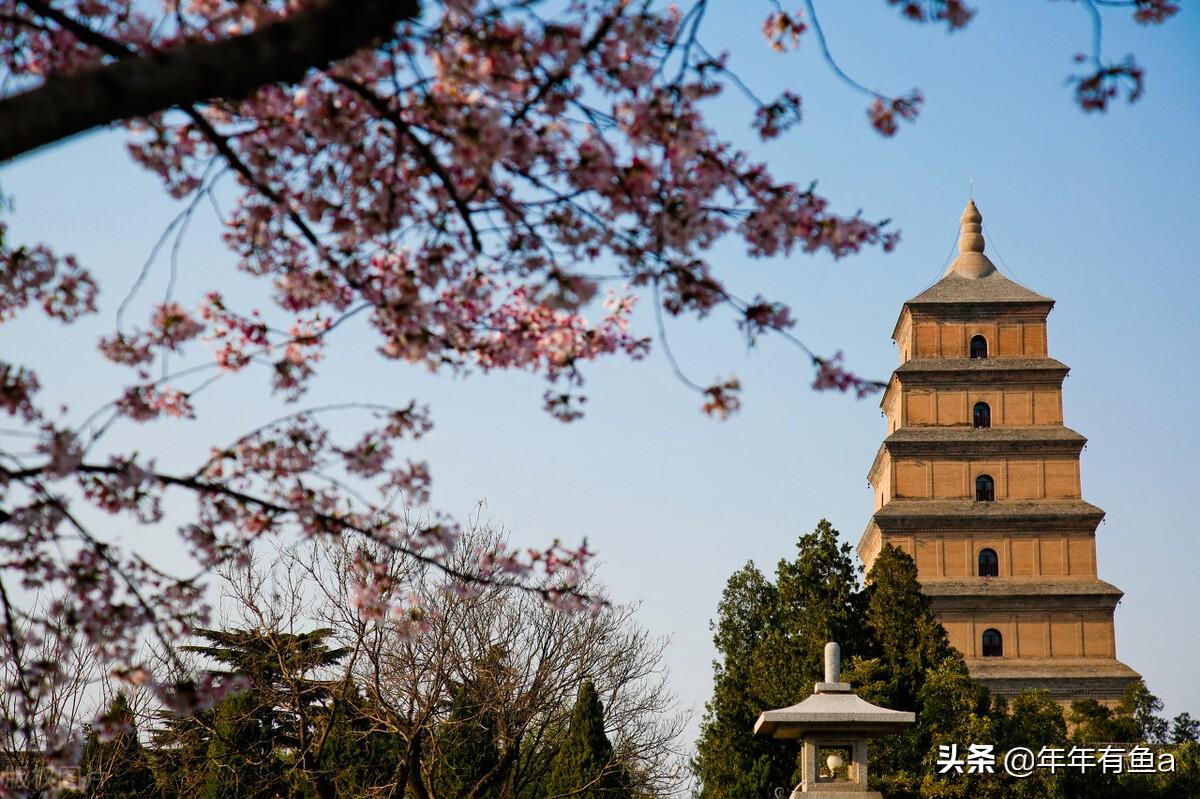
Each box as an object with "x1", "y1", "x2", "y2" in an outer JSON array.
[{"x1": 753, "y1": 643, "x2": 915, "y2": 799}]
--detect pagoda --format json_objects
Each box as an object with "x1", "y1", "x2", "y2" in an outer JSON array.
[{"x1": 857, "y1": 200, "x2": 1139, "y2": 705}]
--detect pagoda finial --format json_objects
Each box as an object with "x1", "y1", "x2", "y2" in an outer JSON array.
[
  {"x1": 959, "y1": 199, "x2": 984, "y2": 254},
  {"x1": 943, "y1": 199, "x2": 997, "y2": 279}
]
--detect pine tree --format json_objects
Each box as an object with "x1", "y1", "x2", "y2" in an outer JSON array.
[
  {"x1": 78, "y1": 694, "x2": 160, "y2": 799},
  {"x1": 1069, "y1": 698, "x2": 1142, "y2": 743},
  {"x1": 1116, "y1": 679, "x2": 1168, "y2": 742},
  {"x1": 692, "y1": 562, "x2": 795, "y2": 799},
  {"x1": 182, "y1": 626, "x2": 349, "y2": 798},
  {"x1": 545, "y1": 681, "x2": 624, "y2": 799},
  {"x1": 770, "y1": 519, "x2": 866, "y2": 685}
]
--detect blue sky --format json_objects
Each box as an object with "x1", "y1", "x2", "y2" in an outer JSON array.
[{"x1": 1, "y1": 0, "x2": 1197, "y2": 741}]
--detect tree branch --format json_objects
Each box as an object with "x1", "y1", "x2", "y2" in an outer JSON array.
[
  {"x1": 332, "y1": 76, "x2": 484, "y2": 253},
  {"x1": 1, "y1": 0, "x2": 421, "y2": 163}
]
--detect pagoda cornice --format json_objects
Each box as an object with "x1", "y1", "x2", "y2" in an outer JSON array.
[
  {"x1": 879, "y1": 357, "x2": 1070, "y2": 410},
  {"x1": 927, "y1": 580, "x2": 1125, "y2": 614},
  {"x1": 932, "y1": 595, "x2": 1121, "y2": 614},
  {"x1": 922, "y1": 577, "x2": 1122, "y2": 600},
  {"x1": 866, "y1": 498, "x2": 1105, "y2": 533},
  {"x1": 923, "y1": 576, "x2": 1120, "y2": 592},
  {"x1": 891, "y1": 300, "x2": 1055, "y2": 341},
  {"x1": 866, "y1": 427, "x2": 1087, "y2": 481},
  {"x1": 966, "y1": 658, "x2": 1141, "y2": 683},
  {"x1": 895, "y1": 356, "x2": 1069, "y2": 381},
  {"x1": 857, "y1": 498, "x2": 1107, "y2": 563}
]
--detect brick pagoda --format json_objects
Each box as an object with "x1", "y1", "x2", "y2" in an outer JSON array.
[{"x1": 857, "y1": 200, "x2": 1139, "y2": 705}]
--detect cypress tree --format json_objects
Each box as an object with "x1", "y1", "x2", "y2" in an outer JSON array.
[
  {"x1": 199, "y1": 689, "x2": 281, "y2": 799},
  {"x1": 694, "y1": 520, "x2": 863, "y2": 799},
  {"x1": 431, "y1": 685, "x2": 502, "y2": 799},
  {"x1": 78, "y1": 694, "x2": 160, "y2": 799},
  {"x1": 692, "y1": 562, "x2": 795, "y2": 799},
  {"x1": 857, "y1": 544, "x2": 956, "y2": 712},
  {"x1": 318, "y1": 685, "x2": 402, "y2": 797},
  {"x1": 147, "y1": 707, "x2": 212, "y2": 797},
  {"x1": 545, "y1": 680, "x2": 623, "y2": 799}
]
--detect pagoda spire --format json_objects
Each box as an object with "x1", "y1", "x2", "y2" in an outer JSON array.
[{"x1": 944, "y1": 199, "x2": 997, "y2": 279}]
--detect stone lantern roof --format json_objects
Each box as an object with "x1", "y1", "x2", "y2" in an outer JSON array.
[{"x1": 753, "y1": 643, "x2": 915, "y2": 739}]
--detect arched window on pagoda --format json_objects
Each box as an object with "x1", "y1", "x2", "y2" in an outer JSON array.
[
  {"x1": 976, "y1": 474, "x2": 995, "y2": 502},
  {"x1": 973, "y1": 402, "x2": 991, "y2": 429},
  {"x1": 978, "y1": 548, "x2": 999, "y2": 577},
  {"x1": 982, "y1": 629, "x2": 1003, "y2": 657},
  {"x1": 970, "y1": 335, "x2": 988, "y2": 359}
]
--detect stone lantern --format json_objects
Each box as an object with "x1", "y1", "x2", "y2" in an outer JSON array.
[{"x1": 753, "y1": 643, "x2": 915, "y2": 798}]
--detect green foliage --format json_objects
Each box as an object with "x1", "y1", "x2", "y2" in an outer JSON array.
[
  {"x1": 693, "y1": 530, "x2": 1200, "y2": 799},
  {"x1": 199, "y1": 689, "x2": 281, "y2": 799},
  {"x1": 1171, "y1": 712, "x2": 1200, "y2": 744},
  {"x1": 770, "y1": 520, "x2": 866, "y2": 682},
  {"x1": 857, "y1": 545, "x2": 956, "y2": 713},
  {"x1": 78, "y1": 694, "x2": 160, "y2": 799},
  {"x1": 1069, "y1": 699, "x2": 1142, "y2": 743},
  {"x1": 316, "y1": 686, "x2": 402, "y2": 797},
  {"x1": 704, "y1": 561, "x2": 794, "y2": 796},
  {"x1": 182, "y1": 627, "x2": 349, "y2": 681},
  {"x1": 545, "y1": 680, "x2": 625, "y2": 799},
  {"x1": 996, "y1": 691, "x2": 1069, "y2": 799},
  {"x1": 184, "y1": 626, "x2": 351, "y2": 797},
  {"x1": 693, "y1": 561, "x2": 802, "y2": 799},
  {"x1": 432, "y1": 685, "x2": 502, "y2": 799},
  {"x1": 695, "y1": 526, "x2": 903, "y2": 799},
  {"x1": 1127, "y1": 740, "x2": 1200, "y2": 798},
  {"x1": 147, "y1": 707, "x2": 212, "y2": 796},
  {"x1": 1116, "y1": 679, "x2": 1168, "y2": 743}
]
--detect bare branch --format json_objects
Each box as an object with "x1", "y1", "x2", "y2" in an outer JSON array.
[{"x1": 1, "y1": 0, "x2": 420, "y2": 162}]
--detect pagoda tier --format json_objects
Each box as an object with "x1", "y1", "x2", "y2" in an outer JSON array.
[{"x1": 858, "y1": 201, "x2": 1138, "y2": 706}]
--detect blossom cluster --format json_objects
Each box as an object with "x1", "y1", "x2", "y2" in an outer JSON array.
[{"x1": 0, "y1": 0, "x2": 1178, "y2": 778}]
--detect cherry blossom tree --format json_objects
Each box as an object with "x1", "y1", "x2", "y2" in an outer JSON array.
[{"x1": 0, "y1": 0, "x2": 1178, "y2": 785}]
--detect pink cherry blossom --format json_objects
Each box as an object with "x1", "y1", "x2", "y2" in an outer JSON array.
[{"x1": 0, "y1": 0, "x2": 1177, "y2": 762}]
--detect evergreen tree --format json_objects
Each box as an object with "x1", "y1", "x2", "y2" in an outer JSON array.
[
  {"x1": 1171, "y1": 712, "x2": 1200, "y2": 744},
  {"x1": 856, "y1": 545, "x2": 956, "y2": 712},
  {"x1": 431, "y1": 685, "x2": 502, "y2": 799},
  {"x1": 183, "y1": 626, "x2": 349, "y2": 798},
  {"x1": 1069, "y1": 699, "x2": 1142, "y2": 743},
  {"x1": 545, "y1": 680, "x2": 623, "y2": 799},
  {"x1": 999, "y1": 691, "x2": 1070, "y2": 799},
  {"x1": 909, "y1": 659, "x2": 1004, "y2": 799},
  {"x1": 199, "y1": 689, "x2": 281, "y2": 799},
  {"x1": 1126, "y1": 740, "x2": 1200, "y2": 798},
  {"x1": 1115, "y1": 679, "x2": 1168, "y2": 743},
  {"x1": 694, "y1": 520, "x2": 869, "y2": 799},
  {"x1": 147, "y1": 707, "x2": 213, "y2": 797},
  {"x1": 78, "y1": 694, "x2": 160, "y2": 799},
  {"x1": 692, "y1": 523, "x2": 1199, "y2": 799},
  {"x1": 696, "y1": 533, "x2": 975, "y2": 799},
  {"x1": 692, "y1": 562, "x2": 796, "y2": 799},
  {"x1": 316, "y1": 684, "x2": 402, "y2": 797},
  {"x1": 770, "y1": 520, "x2": 865, "y2": 684}
]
